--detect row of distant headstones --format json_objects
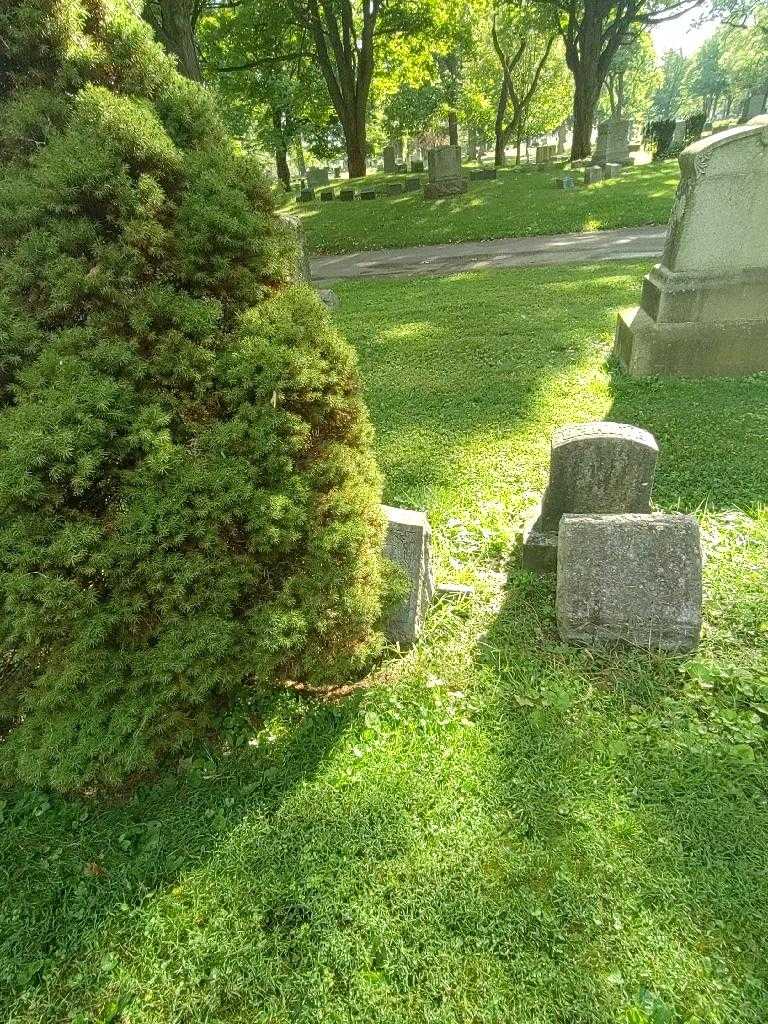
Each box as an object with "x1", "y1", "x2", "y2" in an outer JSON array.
[
  {"x1": 383, "y1": 422, "x2": 702, "y2": 655},
  {"x1": 299, "y1": 168, "x2": 498, "y2": 203}
]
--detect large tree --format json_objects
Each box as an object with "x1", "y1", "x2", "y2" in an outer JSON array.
[
  {"x1": 541, "y1": 0, "x2": 706, "y2": 159},
  {"x1": 142, "y1": 0, "x2": 204, "y2": 79}
]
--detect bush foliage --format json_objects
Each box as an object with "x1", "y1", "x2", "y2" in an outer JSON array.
[{"x1": 0, "y1": 0, "x2": 384, "y2": 790}]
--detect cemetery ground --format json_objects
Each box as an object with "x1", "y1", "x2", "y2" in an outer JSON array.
[
  {"x1": 4, "y1": 261, "x2": 768, "y2": 1024},
  {"x1": 287, "y1": 160, "x2": 680, "y2": 255}
]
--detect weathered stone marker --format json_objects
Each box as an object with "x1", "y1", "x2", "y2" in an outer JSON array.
[
  {"x1": 522, "y1": 422, "x2": 659, "y2": 572},
  {"x1": 307, "y1": 167, "x2": 329, "y2": 187},
  {"x1": 591, "y1": 118, "x2": 631, "y2": 166},
  {"x1": 339, "y1": 188, "x2": 355, "y2": 202},
  {"x1": 404, "y1": 177, "x2": 421, "y2": 192},
  {"x1": 536, "y1": 144, "x2": 556, "y2": 163},
  {"x1": 584, "y1": 165, "x2": 603, "y2": 185},
  {"x1": 557, "y1": 125, "x2": 568, "y2": 154},
  {"x1": 360, "y1": 189, "x2": 376, "y2": 200},
  {"x1": 382, "y1": 145, "x2": 397, "y2": 173},
  {"x1": 615, "y1": 116, "x2": 768, "y2": 377},
  {"x1": 556, "y1": 513, "x2": 702, "y2": 652},
  {"x1": 320, "y1": 189, "x2": 335, "y2": 201},
  {"x1": 671, "y1": 119, "x2": 687, "y2": 150},
  {"x1": 411, "y1": 159, "x2": 425, "y2": 173},
  {"x1": 557, "y1": 175, "x2": 575, "y2": 190},
  {"x1": 470, "y1": 168, "x2": 497, "y2": 181},
  {"x1": 298, "y1": 188, "x2": 315, "y2": 203},
  {"x1": 382, "y1": 505, "x2": 434, "y2": 645},
  {"x1": 424, "y1": 145, "x2": 467, "y2": 198},
  {"x1": 604, "y1": 162, "x2": 622, "y2": 178},
  {"x1": 385, "y1": 182, "x2": 404, "y2": 196}
]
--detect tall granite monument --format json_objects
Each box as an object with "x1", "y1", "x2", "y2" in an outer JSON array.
[
  {"x1": 590, "y1": 118, "x2": 632, "y2": 166},
  {"x1": 615, "y1": 116, "x2": 768, "y2": 377}
]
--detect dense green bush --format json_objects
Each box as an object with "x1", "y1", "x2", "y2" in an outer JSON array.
[
  {"x1": 0, "y1": 0, "x2": 385, "y2": 790},
  {"x1": 683, "y1": 112, "x2": 707, "y2": 146},
  {"x1": 644, "y1": 119, "x2": 676, "y2": 160}
]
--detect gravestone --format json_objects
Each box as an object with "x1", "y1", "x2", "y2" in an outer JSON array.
[
  {"x1": 386, "y1": 182, "x2": 404, "y2": 196},
  {"x1": 671, "y1": 119, "x2": 687, "y2": 150},
  {"x1": 536, "y1": 144, "x2": 556, "y2": 163},
  {"x1": 339, "y1": 188, "x2": 355, "y2": 201},
  {"x1": 403, "y1": 177, "x2": 421, "y2": 192},
  {"x1": 395, "y1": 162, "x2": 408, "y2": 174},
  {"x1": 411, "y1": 159, "x2": 425, "y2": 173},
  {"x1": 298, "y1": 188, "x2": 315, "y2": 203},
  {"x1": 521, "y1": 422, "x2": 659, "y2": 572},
  {"x1": 557, "y1": 125, "x2": 568, "y2": 155},
  {"x1": 741, "y1": 91, "x2": 766, "y2": 122},
  {"x1": 604, "y1": 162, "x2": 622, "y2": 178},
  {"x1": 383, "y1": 145, "x2": 397, "y2": 173},
  {"x1": 424, "y1": 145, "x2": 467, "y2": 198},
  {"x1": 584, "y1": 165, "x2": 603, "y2": 185},
  {"x1": 556, "y1": 513, "x2": 702, "y2": 653},
  {"x1": 382, "y1": 505, "x2": 434, "y2": 646},
  {"x1": 307, "y1": 166, "x2": 329, "y2": 187},
  {"x1": 615, "y1": 116, "x2": 768, "y2": 377},
  {"x1": 591, "y1": 118, "x2": 631, "y2": 166},
  {"x1": 557, "y1": 175, "x2": 575, "y2": 190},
  {"x1": 320, "y1": 189, "x2": 335, "y2": 201},
  {"x1": 360, "y1": 189, "x2": 376, "y2": 200},
  {"x1": 277, "y1": 213, "x2": 311, "y2": 283},
  {"x1": 470, "y1": 168, "x2": 497, "y2": 180}
]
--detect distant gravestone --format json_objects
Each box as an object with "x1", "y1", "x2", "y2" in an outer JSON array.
[
  {"x1": 410, "y1": 159, "x2": 425, "y2": 173},
  {"x1": 320, "y1": 189, "x2": 334, "y2": 201},
  {"x1": 395, "y1": 162, "x2": 407, "y2": 174},
  {"x1": 584, "y1": 165, "x2": 603, "y2": 185},
  {"x1": 521, "y1": 422, "x2": 659, "y2": 572},
  {"x1": 385, "y1": 182, "x2": 404, "y2": 196},
  {"x1": 298, "y1": 188, "x2": 315, "y2": 203},
  {"x1": 671, "y1": 119, "x2": 687, "y2": 150},
  {"x1": 615, "y1": 116, "x2": 768, "y2": 377},
  {"x1": 403, "y1": 177, "x2": 421, "y2": 192},
  {"x1": 339, "y1": 188, "x2": 355, "y2": 202},
  {"x1": 360, "y1": 189, "x2": 376, "y2": 200},
  {"x1": 556, "y1": 513, "x2": 702, "y2": 653},
  {"x1": 424, "y1": 145, "x2": 467, "y2": 198},
  {"x1": 382, "y1": 145, "x2": 397, "y2": 173},
  {"x1": 536, "y1": 144, "x2": 556, "y2": 163},
  {"x1": 591, "y1": 118, "x2": 631, "y2": 166},
  {"x1": 382, "y1": 505, "x2": 434, "y2": 646},
  {"x1": 333, "y1": 167, "x2": 341, "y2": 179},
  {"x1": 470, "y1": 168, "x2": 497, "y2": 180},
  {"x1": 557, "y1": 174, "x2": 575, "y2": 190},
  {"x1": 307, "y1": 167, "x2": 329, "y2": 187},
  {"x1": 557, "y1": 125, "x2": 568, "y2": 154},
  {"x1": 604, "y1": 162, "x2": 622, "y2": 178}
]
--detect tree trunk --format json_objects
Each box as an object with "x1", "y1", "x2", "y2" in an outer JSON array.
[
  {"x1": 516, "y1": 136, "x2": 522, "y2": 164},
  {"x1": 143, "y1": 0, "x2": 201, "y2": 81},
  {"x1": 570, "y1": 66, "x2": 601, "y2": 160},
  {"x1": 448, "y1": 111, "x2": 459, "y2": 147},
  {"x1": 275, "y1": 146, "x2": 290, "y2": 189},
  {"x1": 345, "y1": 120, "x2": 367, "y2": 179},
  {"x1": 467, "y1": 125, "x2": 477, "y2": 161}
]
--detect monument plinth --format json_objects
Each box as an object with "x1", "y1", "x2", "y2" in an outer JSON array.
[{"x1": 615, "y1": 116, "x2": 768, "y2": 377}]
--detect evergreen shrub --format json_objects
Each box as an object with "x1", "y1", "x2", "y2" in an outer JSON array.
[{"x1": 0, "y1": 0, "x2": 384, "y2": 790}]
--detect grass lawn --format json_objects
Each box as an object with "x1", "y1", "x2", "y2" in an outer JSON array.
[
  {"x1": 4, "y1": 262, "x2": 768, "y2": 1024},
  {"x1": 284, "y1": 161, "x2": 680, "y2": 255}
]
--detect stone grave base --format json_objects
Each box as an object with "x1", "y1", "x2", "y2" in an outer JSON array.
[
  {"x1": 615, "y1": 264, "x2": 768, "y2": 377},
  {"x1": 424, "y1": 178, "x2": 468, "y2": 199},
  {"x1": 520, "y1": 505, "x2": 557, "y2": 572}
]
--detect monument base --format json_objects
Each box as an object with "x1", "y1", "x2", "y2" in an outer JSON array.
[
  {"x1": 423, "y1": 178, "x2": 468, "y2": 199},
  {"x1": 615, "y1": 305, "x2": 768, "y2": 377},
  {"x1": 520, "y1": 506, "x2": 557, "y2": 573}
]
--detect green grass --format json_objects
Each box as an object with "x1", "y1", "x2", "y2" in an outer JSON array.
[
  {"x1": 285, "y1": 161, "x2": 680, "y2": 255},
  {"x1": 4, "y1": 261, "x2": 768, "y2": 1024}
]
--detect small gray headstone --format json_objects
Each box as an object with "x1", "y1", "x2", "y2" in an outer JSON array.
[
  {"x1": 557, "y1": 175, "x2": 575, "y2": 190},
  {"x1": 320, "y1": 189, "x2": 335, "y2": 201},
  {"x1": 339, "y1": 188, "x2": 355, "y2": 202},
  {"x1": 556, "y1": 513, "x2": 702, "y2": 652},
  {"x1": 522, "y1": 422, "x2": 658, "y2": 572},
  {"x1": 360, "y1": 189, "x2": 376, "y2": 200},
  {"x1": 404, "y1": 177, "x2": 421, "y2": 192},
  {"x1": 382, "y1": 505, "x2": 434, "y2": 646},
  {"x1": 604, "y1": 162, "x2": 622, "y2": 178},
  {"x1": 470, "y1": 168, "x2": 497, "y2": 181},
  {"x1": 298, "y1": 188, "x2": 315, "y2": 203},
  {"x1": 584, "y1": 165, "x2": 603, "y2": 185},
  {"x1": 386, "y1": 182, "x2": 404, "y2": 196},
  {"x1": 382, "y1": 145, "x2": 397, "y2": 173}
]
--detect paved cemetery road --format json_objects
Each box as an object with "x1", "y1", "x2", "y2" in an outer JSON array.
[{"x1": 310, "y1": 225, "x2": 665, "y2": 283}]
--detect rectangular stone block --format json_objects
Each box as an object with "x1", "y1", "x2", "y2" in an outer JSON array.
[
  {"x1": 556, "y1": 513, "x2": 702, "y2": 652},
  {"x1": 359, "y1": 189, "x2": 376, "y2": 200},
  {"x1": 385, "y1": 182, "x2": 404, "y2": 196},
  {"x1": 404, "y1": 177, "x2": 421, "y2": 192},
  {"x1": 584, "y1": 165, "x2": 603, "y2": 185},
  {"x1": 470, "y1": 168, "x2": 497, "y2": 180},
  {"x1": 427, "y1": 145, "x2": 462, "y2": 182},
  {"x1": 604, "y1": 163, "x2": 622, "y2": 178},
  {"x1": 382, "y1": 505, "x2": 434, "y2": 646},
  {"x1": 298, "y1": 188, "x2": 315, "y2": 203},
  {"x1": 320, "y1": 189, "x2": 335, "y2": 201},
  {"x1": 339, "y1": 188, "x2": 355, "y2": 202},
  {"x1": 382, "y1": 145, "x2": 397, "y2": 173},
  {"x1": 307, "y1": 167, "x2": 329, "y2": 187},
  {"x1": 522, "y1": 422, "x2": 658, "y2": 572}
]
